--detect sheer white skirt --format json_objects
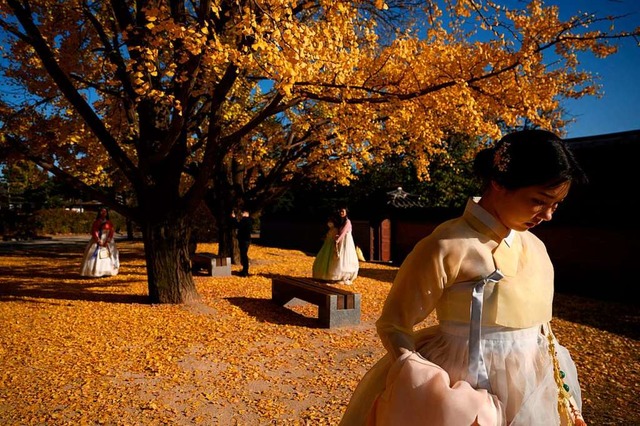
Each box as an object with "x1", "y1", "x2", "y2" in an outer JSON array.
[
  {"x1": 341, "y1": 322, "x2": 582, "y2": 426},
  {"x1": 419, "y1": 322, "x2": 581, "y2": 425}
]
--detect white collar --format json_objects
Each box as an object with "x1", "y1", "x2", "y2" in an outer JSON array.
[{"x1": 468, "y1": 197, "x2": 515, "y2": 246}]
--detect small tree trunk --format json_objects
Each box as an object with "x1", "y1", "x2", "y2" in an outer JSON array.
[
  {"x1": 141, "y1": 215, "x2": 199, "y2": 304},
  {"x1": 204, "y1": 187, "x2": 240, "y2": 264},
  {"x1": 126, "y1": 218, "x2": 135, "y2": 240},
  {"x1": 216, "y1": 210, "x2": 241, "y2": 264}
]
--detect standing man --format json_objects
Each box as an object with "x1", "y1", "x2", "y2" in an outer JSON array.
[{"x1": 232, "y1": 209, "x2": 253, "y2": 277}]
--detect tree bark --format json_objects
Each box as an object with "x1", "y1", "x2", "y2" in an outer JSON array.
[
  {"x1": 208, "y1": 196, "x2": 241, "y2": 265},
  {"x1": 141, "y1": 215, "x2": 199, "y2": 304},
  {"x1": 126, "y1": 218, "x2": 135, "y2": 240},
  {"x1": 204, "y1": 165, "x2": 241, "y2": 264}
]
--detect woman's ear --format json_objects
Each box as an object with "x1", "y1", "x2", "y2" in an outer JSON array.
[{"x1": 490, "y1": 180, "x2": 505, "y2": 192}]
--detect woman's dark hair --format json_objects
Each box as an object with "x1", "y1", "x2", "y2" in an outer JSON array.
[
  {"x1": 335, "y1": 205, "x2": 349, "y2": 228},
  {"x1": 95, "y1": 207, "x2": 110, "y2": 220},
  {"x1": 473, "y1": 129, "x2": 587, "y2": 190}
]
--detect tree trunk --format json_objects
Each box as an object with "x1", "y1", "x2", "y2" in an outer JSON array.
[
  {"x1": 126, "y1": 218, "x2": 135, "y2": 240},
  {"x1": 141, "y1": 215, "x2": 199, "y2": 304},
  {"x1": 216, "y1": 210, "x2": 240, "y2": 264},
  {"x1": 204, "y1": 185, "x2": 240, "y2": 264}
]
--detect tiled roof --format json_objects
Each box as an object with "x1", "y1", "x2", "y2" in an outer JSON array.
[
  {"x1": 385, "y1": 187, "x2": 427, "y2": 208},
  {"x1": 566, "y1": 129, "x2": 640, "y2": 149}
]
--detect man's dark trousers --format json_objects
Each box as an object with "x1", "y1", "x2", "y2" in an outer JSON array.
[{"x1": 238, "y1": 239, "x2": 250, "y2": 276}]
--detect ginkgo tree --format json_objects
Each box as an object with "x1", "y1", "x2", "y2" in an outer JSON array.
[{"x1": 0, "y1": 0, "x2": 636, "y2": 304}]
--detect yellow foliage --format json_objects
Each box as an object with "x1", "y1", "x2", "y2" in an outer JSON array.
[{"x1": 0, "y1": 0, "x2": 636, "y2": 218}]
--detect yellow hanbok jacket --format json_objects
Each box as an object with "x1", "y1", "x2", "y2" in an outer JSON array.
[{"x1": 376, "y1": 197, "x2": 554, "y2": 357}]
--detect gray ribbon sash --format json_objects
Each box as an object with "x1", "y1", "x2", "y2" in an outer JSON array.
[{"x1": 466, "y1": 269, "x2": 504, "y2": 391}]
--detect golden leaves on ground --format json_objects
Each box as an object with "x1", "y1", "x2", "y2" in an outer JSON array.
[
  {"x1": 0, "y1": 239, "x2": 637, "y2": 424},
  {"x1": 0, "y1": 240, "x2": 392, "y2": 425}
]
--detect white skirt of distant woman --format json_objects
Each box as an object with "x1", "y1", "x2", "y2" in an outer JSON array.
[
  {"x1": 79, "y1": 234, "x2": 119, "y2": 277},
  {"x1": 331, "y1": 217, "x2": 359, "y2": 284}
]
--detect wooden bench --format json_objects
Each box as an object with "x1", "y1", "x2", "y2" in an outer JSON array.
[
  {"x1": 271, "y1": 276, "x2": 361, "y2": 328},
  {"x1": 191, "y1": 253, "x2": 231, "y2": 277}
]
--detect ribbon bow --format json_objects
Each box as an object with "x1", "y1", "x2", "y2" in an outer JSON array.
[{"x1": 467, "y1": 269, "x2": 504, "y2": 391}]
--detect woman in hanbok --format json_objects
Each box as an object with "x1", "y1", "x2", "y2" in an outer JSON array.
[
  {"x1": 339, "y1": 130, "x2": 587, "y2": 426},
  {"x1": 312, "y1": 208, "x2": 359, "y2": 284},
  {"x1": 312, "y1": 214, "x2": 340, "y2": 281},
  {"x1": 333, "y1": 207, "x2": 359, "y2": 284},
  {"x1": 80, "y1": 207, "x2": 120, "y2": 277}
]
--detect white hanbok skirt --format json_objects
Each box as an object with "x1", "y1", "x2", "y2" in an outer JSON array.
[
  {"x1": 79, "y1": 237, "x2": 119, "y2": 277},
  {"x1": 340, "y1": 322, "x2": 582, "y2": 426},
  {"x1": 312, "y1": 231, "x2": 359, "y2": 283}
]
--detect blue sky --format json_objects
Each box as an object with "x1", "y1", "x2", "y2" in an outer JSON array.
[{"x1": 553, "y1": 0, "x2": 639, "y2": 138}]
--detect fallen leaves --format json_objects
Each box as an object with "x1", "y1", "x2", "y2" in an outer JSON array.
[{"x1": 0, "y1": 238, "x2": 637, "y2": 425}]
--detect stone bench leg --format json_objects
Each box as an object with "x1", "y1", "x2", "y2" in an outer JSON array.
[
  {"x1": 192, "y1": 255, "x2": 231, "y2": 277},
  {"x1": 209, "y1": 256, "x2": 231, "y2": 277},
  {"x1": 319, "y1": 293, "x2": 361, "y2": 328}
]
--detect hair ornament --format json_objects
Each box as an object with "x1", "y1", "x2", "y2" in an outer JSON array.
[{"x1": 493, "y1": 140, "x2": 511, "y2": 173}]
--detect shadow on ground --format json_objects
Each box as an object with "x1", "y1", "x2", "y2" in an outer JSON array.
[
  {"x1": 553, "y1": 292, "x2": 638, "y2": 341},
  {"x1": 0, "y1": 236, "x2": 148, "y2": 305},
  {"x1": 2, "y1": 236, "x2": 637, "y2": 340}
]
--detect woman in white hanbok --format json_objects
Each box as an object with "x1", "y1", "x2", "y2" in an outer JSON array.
[
  {"x1": 80, "y1": 207, "x2": 120, "y2": 277},
  {"x1": 333, "y1": 207, "x2": 359, "y2": 283}
]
